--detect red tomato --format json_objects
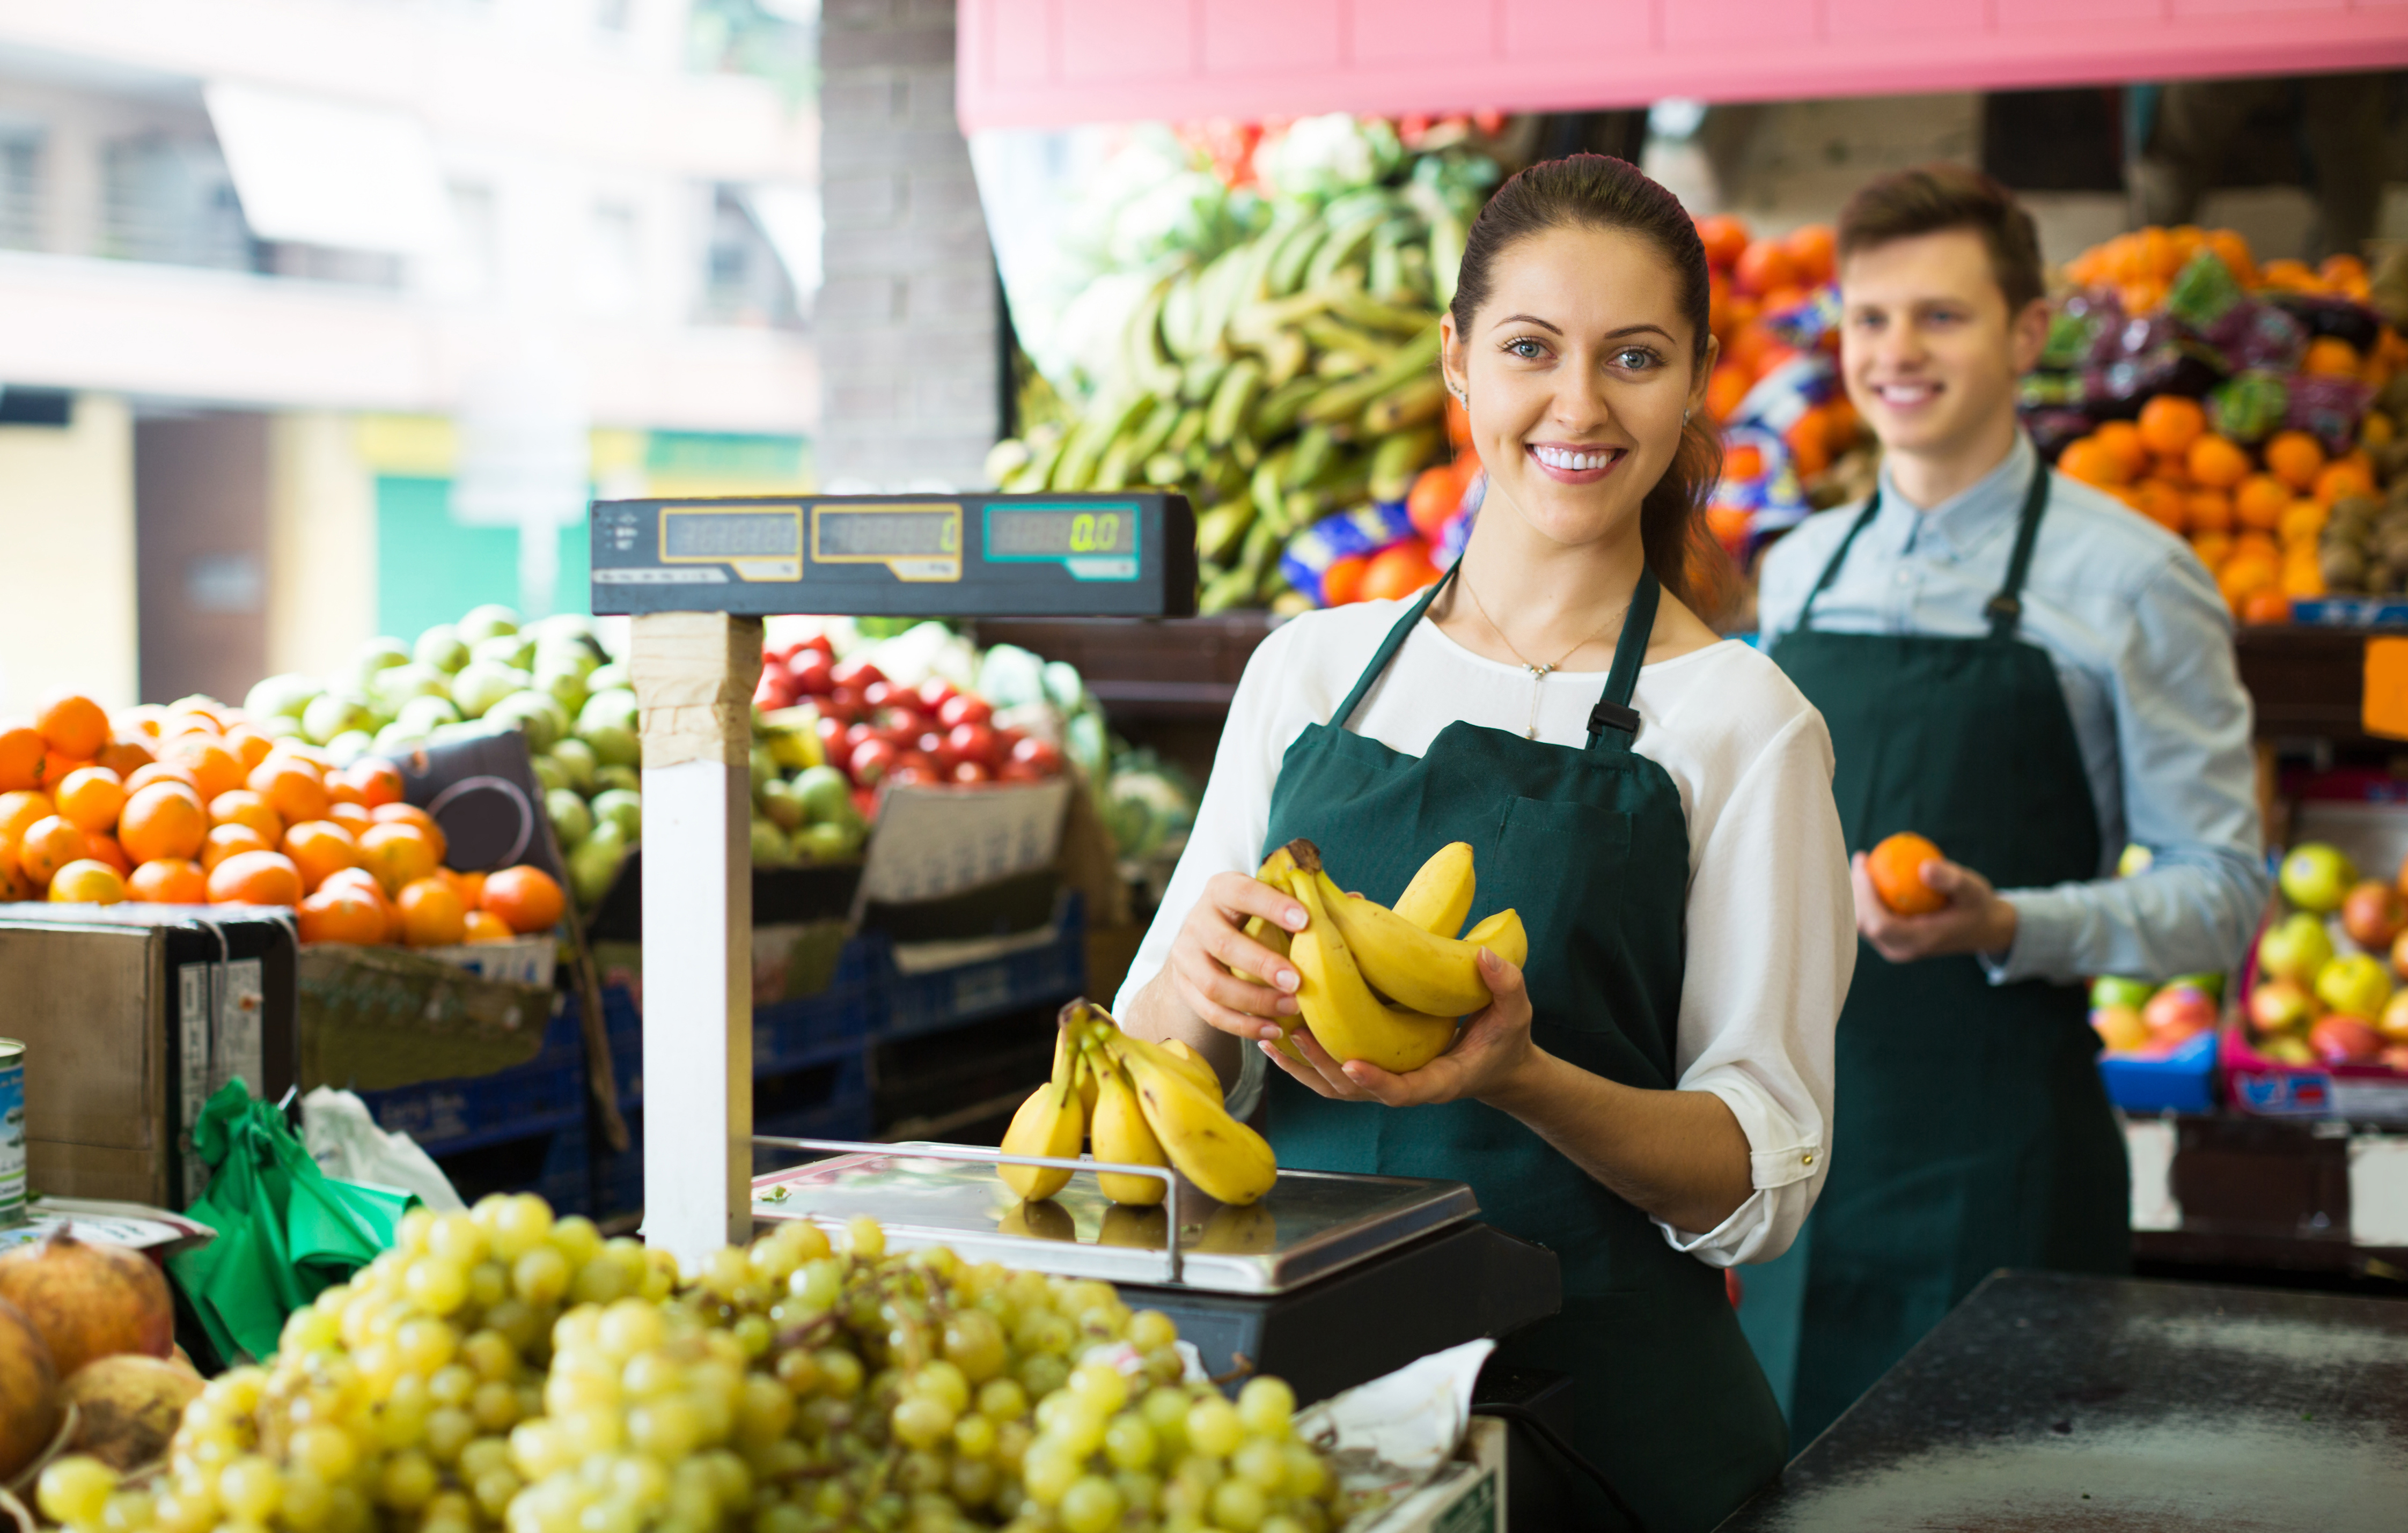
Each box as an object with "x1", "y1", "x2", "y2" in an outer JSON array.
[
  {"x1": 822, "y1": 687, "x2": 864, "y2": 724},
  {"x1": 938, "y1": 693, "x2": 993, "y2": 729},
  {"x1": 895, "y1": 750, "x2": 937, "y2": 777},
  {"x1": 767, "y1": 639, "x2": 810, "y2": 666},
  {"x1": 754, "y1": 670, "x2": 797, "y2": 709},
  {"x1": 799, "y1": 634, "x2": 835, "y2": 659},
  {"x1": 916, "y1": 729, "x2": 953, "y2": 768},
  {"x1": 948, "y1": 722, "x2": 998, "y2": 766},
  {"x1": 848, "y1": 737, "x2": 898, "y2": 785},
  {"x1": 861, "y1": 680, "x2": 899, "y2": 710},
  {"x1": 998, "y1": 758, "x2": 1048, "y2": 783},
  {"x1": 1010, "y1": 736, "x2": 1063, "y2": 776},
  {"x1": 843, "y1": 721, "x2": 877, "y2": 753},
  {"x1": 850, "y1": 787, "x2": 879, "y2": 821},
  {"x1": 892, "y1": 761, "x2": 939, "y2": 788},
  {"x1": 816, "y1": 715, "x2": 849, "y2": 760},
  {"x1": 878, "y1": 707, "x2": 929, "y2": 742},
  {"x1": 831, "y1": 658, "x2": 884, "y2": 691},
  {"x1": 915, "y1": 677, "x2": 957, "y2": 712},
  {"x1": 787, "y1": 655, "x2": 835, "y2": 695},
  {"x1": 951, "y1": 760, "x2": 992, "y2": 785}
]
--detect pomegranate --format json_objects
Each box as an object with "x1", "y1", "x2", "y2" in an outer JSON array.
[
  {"x1": 63, "y1": 1354, "x2": 204, "y2": 1470},
  {"x1": 0, "y1": 1226, "x2": 174, "y2": 1377},
  {"x1": 0, "y1": 1294, "x2": 61, "y2": 1481}
]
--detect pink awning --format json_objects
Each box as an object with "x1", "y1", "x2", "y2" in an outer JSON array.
[{"x1": 958, "y1": 0, "x2": 2408, "y2": 133}]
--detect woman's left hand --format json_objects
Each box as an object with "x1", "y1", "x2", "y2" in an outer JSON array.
[{"x1": 1264, "y1": 947, "x2": 1541, "y2": 1107}]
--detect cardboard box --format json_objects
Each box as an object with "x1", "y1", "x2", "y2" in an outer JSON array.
[{"x1": 0, "y1": 906, "x2": 297, "y2": 1206}]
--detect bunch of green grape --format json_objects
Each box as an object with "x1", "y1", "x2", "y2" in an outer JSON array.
[{"x1": 79, "y1": 1199, "x2": 1352, "y2": 1533}]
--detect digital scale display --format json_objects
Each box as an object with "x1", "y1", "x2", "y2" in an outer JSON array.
[{"x1": 590, "y1": 493, "x2": 1194, "y2": 618}]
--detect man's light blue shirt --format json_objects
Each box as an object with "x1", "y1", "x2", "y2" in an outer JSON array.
[{"x1": 1756, "y1": 431, "x2": 2270, "y2": 986}]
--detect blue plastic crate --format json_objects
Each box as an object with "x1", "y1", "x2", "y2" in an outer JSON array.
[
  {"x1": 356, "y1": 1006, "x2": 586, "y2": 1154},
  {"x1": 2098, "y1": 1027, "x2": 2219, "y2": 1115},
  {"x1": 585, "y1": 1051, "x2": 872, "y2": 1221},
  {"x1": 878, "y1": 922, "x2": 1086, "y2": 1040}
]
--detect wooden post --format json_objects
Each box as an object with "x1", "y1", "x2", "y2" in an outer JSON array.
[{"x1": 631, "y1": 611, "x2": 761, "y2": 1266}]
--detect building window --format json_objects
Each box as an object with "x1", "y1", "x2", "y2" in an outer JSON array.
[
  {"x1": 701, "y1": 185, "x2": 802, "y2": 328},
  {"x1": 100, "y1": 133, "x2": 252, "y2": 270},
  {"x1": 0, "y1": 129, "x2": 41, "y2": 252}
]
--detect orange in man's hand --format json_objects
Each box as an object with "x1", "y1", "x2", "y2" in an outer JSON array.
[{"x1": 1867, "y1": 832, "x2": 1949, "y2": 916}]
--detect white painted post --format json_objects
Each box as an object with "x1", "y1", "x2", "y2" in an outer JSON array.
[{"x1": 631, "y1": 612, "x2": 761, "y2": 1267}]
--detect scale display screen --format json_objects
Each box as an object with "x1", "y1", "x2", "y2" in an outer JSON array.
[
  {"x1": 590, "y1": 492, "x2": 1195, "y2": 618},
  {"x1": 662, "y1": 511, "x2": 801, "y2": 559}
]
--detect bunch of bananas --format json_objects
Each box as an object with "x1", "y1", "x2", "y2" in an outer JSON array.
[
  {"x1": 1246, "y1": 840, "x2": 1526, "y2": 1074},
  {"x1": 986, "y1": 172, "x2": 1486, "y2": 613},
  {"x1": 999, "y1": 1004, "x2": 1279, "y2": 1208}
]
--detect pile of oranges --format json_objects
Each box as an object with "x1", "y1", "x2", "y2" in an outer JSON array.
[
  {"x1": 2065, "y1": 225, "x2": 2376, "y2": 324},
  {"x1": 2054, "y1": 397, "x2": 2381, "y2": 622},
  {"x1": 0, "y1": 691, "x2": 565, "y2": 947},
  {"x1": 1695, "y1": 215, "x2": 1863, "y2": 478}
]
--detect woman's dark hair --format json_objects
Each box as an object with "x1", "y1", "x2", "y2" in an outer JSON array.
[{"x1": 1449, "y1": 153, "x2": 1729, "y2": 617}]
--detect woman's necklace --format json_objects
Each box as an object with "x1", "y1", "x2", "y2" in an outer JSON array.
[{"x1": 1460, "y1": 572, "x2": 1634, "y2": 739}]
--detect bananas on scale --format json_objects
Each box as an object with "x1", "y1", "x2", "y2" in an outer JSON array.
[
  {"x1": 1257, "y1": 837, "x2": 1524, "y2": 1074},
  {"x1": 982, "y1": 156, "x2": 1498, "y2": 613},
  {"x1": 996, "y1": 1001, "x2": 1279, "y2": 1209}
]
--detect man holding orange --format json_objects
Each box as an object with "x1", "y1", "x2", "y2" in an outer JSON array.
[{"x1": 1756, "y1": 165, "x2": 2268, "y2": 1441}]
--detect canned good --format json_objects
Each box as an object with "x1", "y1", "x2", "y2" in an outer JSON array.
[{"x1": 0, "y1": 1038, "x2": 21, "y2": 1229}]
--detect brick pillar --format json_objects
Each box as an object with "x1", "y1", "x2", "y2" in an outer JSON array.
[{"x1": 818, "y1": 0, "x2": 998, "y2": 491}]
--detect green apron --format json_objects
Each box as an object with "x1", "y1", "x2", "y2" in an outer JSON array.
[
  {"x1": 1768, "y1": 466, "x2": 2131, "y2": 1445},
  {"x1": 1261, "y1": 567, "x2": 1788, "y2": 1532}
]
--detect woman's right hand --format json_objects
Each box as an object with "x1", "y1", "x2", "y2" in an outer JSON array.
[{"x1": 1167, "y1": 871, "x2": 1308, "y2": 1043}]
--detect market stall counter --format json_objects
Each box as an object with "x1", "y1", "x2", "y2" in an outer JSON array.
[{"x1": 1718, "y1": 1269, "x2": 2408, "y2": 1532}]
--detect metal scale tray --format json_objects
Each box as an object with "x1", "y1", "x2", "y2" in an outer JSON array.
[{"x1": 750, "y1": 1141, "x2": 1478, "y2": 1293}]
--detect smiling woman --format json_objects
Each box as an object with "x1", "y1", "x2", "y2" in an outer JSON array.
[{"x1": 1114, "y1": 154, "x2": 1854, "y2": 1531}]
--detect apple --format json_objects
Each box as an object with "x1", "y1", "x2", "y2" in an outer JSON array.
[
  {"x1": 2381, "y1": 988, "x2": 2408, "y2": 1043},
  {"x1": 2384, "y1": 1043, "x2": 2408, "y2": 1073},
  {"x1": 2091, "y1": 1005, "x2": 2150, "y2": 1053},
  {"x1": 2310, "y1": 1013, "x2": 2383, "y2": 1065},
  {"x1": 2165, "y1": 971, "x2": 2225, "y2": 1001},
  {"x1": 2090, "y1": 976, "x2": 2156, "y2": 1012},
  {"x1": 2343, "y1": 880, "x2": 2408, "y2": 950},
  {"x1": 2142, "y1": 985, "x2": 2216, "y2": 1046},
  {"x1": 2317, "y1": 952, "x2": 2395, "y2": 1020},
  {"x1": 2257, "y1": 912, "x2": 2335, "y2": 984},
  {"x1": 939, "y1": 693, "x2": 993, "y2": 729},
  {"x1": 2248, "y1": 978, "x2": 2316, "y2": 1036},
  {"x1": 2260, "y1": 1034, "x2": 2317, "y2": 1065},
  {"x1": 2279, "y1": 842, "x2": 2358, "y2": 914}
]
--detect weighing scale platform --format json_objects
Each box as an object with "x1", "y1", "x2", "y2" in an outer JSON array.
[{"x1": 751, "y1": 1146, "x2": 1561, "y2": 1402}]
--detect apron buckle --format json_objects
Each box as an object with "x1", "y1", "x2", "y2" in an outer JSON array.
[{"x1": 1588, "y1": 700, "x2": 1640, "y2": 741}]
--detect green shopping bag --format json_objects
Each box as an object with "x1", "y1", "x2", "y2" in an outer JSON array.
[{"x1": 169, "y1": 1081, "x2": 417, "y2": 1364}]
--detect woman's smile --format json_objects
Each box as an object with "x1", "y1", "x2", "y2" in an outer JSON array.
[{"x1": 1527, "y1": 442, "x2": 1629, "y2": 484}]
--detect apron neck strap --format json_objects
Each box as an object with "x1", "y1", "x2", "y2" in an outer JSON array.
[
  {"x1": 1794, "y1": 458, "x2": 2055, "y2": 641},
  {"x1": 1331, "y1": 561, "x2": 1456, "y2": 729},
  {"x1": 1985, "y1": 460, "x2": 2054, "y2": 642},
  {"x1": 1586, "y1": 567, "x2": 1660, "y2": 750}
]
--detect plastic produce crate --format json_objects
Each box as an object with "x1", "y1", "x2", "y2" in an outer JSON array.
[
  {"x1": 877, "y1": 919, "x2": 1086, "y2": 1041},
  {"x1": 355, "y1": 1006, "x2": 586, "y2": 1155},
  {"x1": 2098, "y1": 1027, "x2": 2219, "y2": 1115}
]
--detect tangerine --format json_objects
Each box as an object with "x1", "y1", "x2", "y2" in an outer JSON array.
[
  {"x1": 2315, "y1": 459, "x2": 2376, "y2": 505},
  {"x1": 219, "y1": 728, "x2": 275, "y2": 771},
  {"x1": 2186, "y1": 434, "x2": 2252, "y2": 489},
  {"x1": 200, "y1": 823, "x2": 273, "y2": 875},
  {"x1": 372, "y1": 802, "x2": 448, "y2": 863},
  {"x1": 2234, "y1": 474, "x2": 2292, "y2": 530},
  {"x1": 95, "y1": 739, "x2": 153, "y2": 781},
  {"x1": 166, "y1": 737, "x2": 246, "y2": 800},
  {"x1": 463, "y1": 910, "x2": 513, "y2": 944},
  {"x1": 2137, "y1": 396, "x2": 2206, "y2": 457},
  {"x1": 1866, "y1": 832, "x2": 1949, "y2": 916},
  {"x1": 80, "y1": 833, "x2": 130, "y2": 874},
  {"x1": 17, "y1": 816, "x2": 86, "y2": 887},
  {"x1": 2185, "y1": 490, "x2": 2234, "y2": 534},
  {"x1": 2093, "y1": 421, "x2": 2148, "y2": 480},
  {"x1": 119, "y1": 782, "x2": 208, "y2": 864},
  {"x1": 2241, "y1": 589, "x2": 2292, "y2": 625},
  {"x1": 1785, "y1": 224, "x2": 1837, "y2": 286},
  {"x1": 36, "y1": 694, "x2": 108, "y2": 759},
  {"x1": 0, "y1": 791, "x2": 54, "y2": 842},
  {"x1": 207, "y1": 849, "x2": 303, "y2": 906},
  {"x1": 482, "y1": 866, "x2": 565, "y2": 935},
  {"x1": 451, "y1": 868, "x2": 487, "y2": 911},
  {"x1": 1320, "y1": 556, "x2": 1370, "y2": 606},
  {"x1": 283, "y1": 820, "x2": 362, "y2": 893},
  {"x1": 52, "y1": 766, "x2": 125, "y2": 834},
  {"x1": 47, "y1": 860, "x2": 125, "y2": 905},
  {"x1": 2278, "y1": 500, "x2": 2330, "y2": 546},
  {"x1": 1732, "y1": 239, "x2": 1800, "y2": 297},
  {"x1": 123, "y1": 762, "x2": 200, "y2": 797},
  {"x1": 127, "y1": 859, "x2": 207, "y2": 904},
  {"x1": 2218, "y1": 556, "x2": 2279, "y2": 611},
  {"x1": 328, "y1": 801, "x2": 375, "y2": 834},
  {"x1": 360, "y1": 821, "x2": 442, "y2": 896},
  {"x1": 37, "y1": 753, "x2": 91, "y2": 793},
  {"x1": 1694, "y1": 214, "x2": 1751, "y2": 270},
  {"x1": 2130, "y1": 481, "x2": 2186, "y2": 533},
  {"x1": 2191, "y1": 530, "x2": 2235, "y2": 571},
  {"x1": 209, "y1": 789, "x2": 284, "y2": 844},
  {"x1": 1359, "y1": 540, "x2": 1443, "y2": 603},
  {"x1": 346, "y1": 759, "x2": 402, "y2": 809},
  {"x1": 2058, "y1": 438, "x2": 2127, "y2": 488},
  {"x1": 2303, "y1": 337, "x2": 2361, "y2": 377},
  {"x1": 298, "y1": 886, "x2": 393, "y2": 946},
  {"x1": 0, "y1": 725, "x2": 42, "y2": 793},
  {"x1": 248, "y1": 756, "x2": 330, "y2": 824},
  {"x1": 2264, "y1": 430, "x2": 2326, "y2": 490},
  {"x1": 395, "y1": 876, "x2": 468, "y2": 947},
  {"x1": 0, "y1": 842, "x2": 23, "y2": 901}
]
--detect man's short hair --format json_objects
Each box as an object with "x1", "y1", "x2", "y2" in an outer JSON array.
[{"x1": 1836, "y1": 164, "x2": 2046, "y2": 314}]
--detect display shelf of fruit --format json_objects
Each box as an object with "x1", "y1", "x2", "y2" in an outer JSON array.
[
  {"x1": 20, "y1": 1197, "x2": 1360, "y2": 1533},
  {"x1": 982, "y1": 117, "x2": 1503, "y2": 616},
  {"x1": 2027, "y1": 228, "x2": 2407, "y2": 623},
  {"x1": 2237, "y1": 839, "x2": 2408, "y2": 1072},
  {"x1": 0, "y1": 694, "x2": 564, "y2": 947}
]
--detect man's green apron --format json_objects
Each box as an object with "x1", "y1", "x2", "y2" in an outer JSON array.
[
  {"x1": 1768, "y1": 466, "x2": 2130, "y2": 1445},
  {"x1": 1261, "y1": 567, "x2": 1787, "y2": 1532}
]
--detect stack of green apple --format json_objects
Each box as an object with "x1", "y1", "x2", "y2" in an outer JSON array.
[
  {"x1": 241, "y1": 604, "x2": 644, "y2": 911},
  {"x1": 2242, "y1": 839, "x2": 2408, "y2": 1070},
  {"x1": 747, "y1": 714, "x2": 868, "y2": 869}
]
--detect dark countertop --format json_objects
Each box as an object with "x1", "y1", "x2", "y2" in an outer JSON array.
[{"x1": 1718, "y1": 1270, "x2": 2408, "y2": 1532}]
